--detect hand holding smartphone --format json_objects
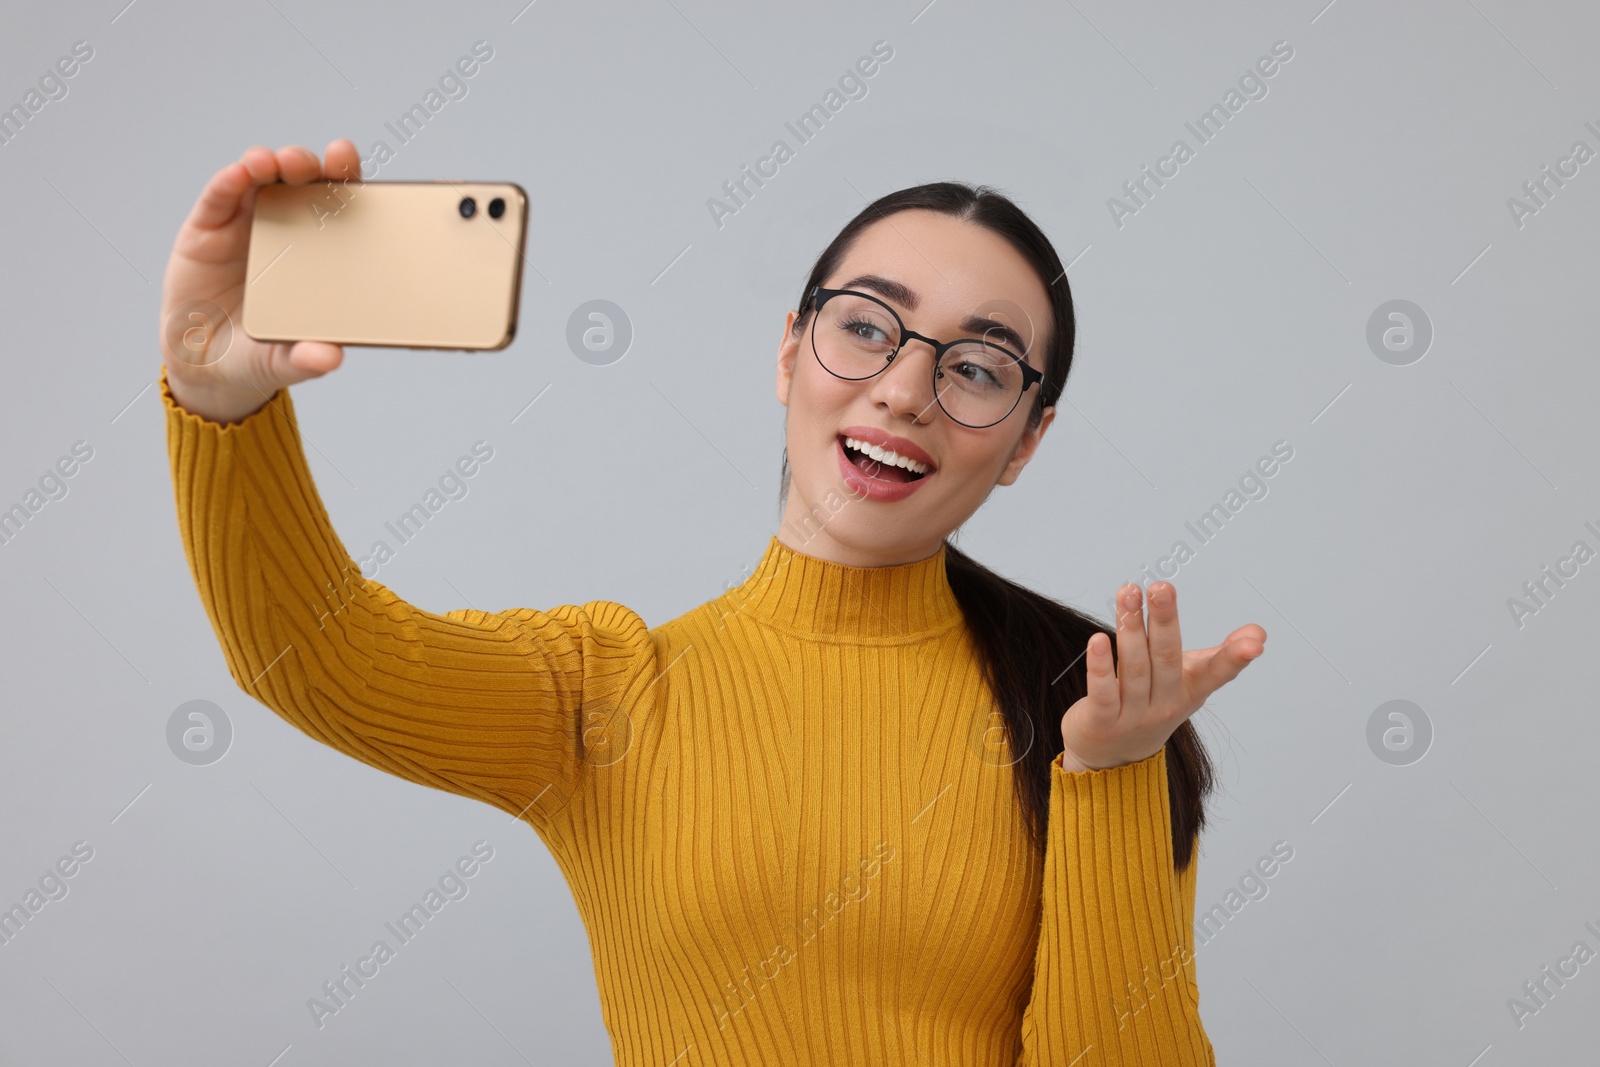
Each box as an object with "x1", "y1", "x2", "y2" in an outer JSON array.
[{"x1": 158, "y1": 140, "x2": 528, "y2": 426}]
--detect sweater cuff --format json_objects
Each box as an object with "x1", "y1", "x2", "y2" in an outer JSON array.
[
  {"x1": 159, "y1": 362, "x2": 286, "y2": 437},
  {"x1": 1049, "y1": 745, "x2": 1174, "y2": 862},
  {"x1": 1052, "y1": 746, "x2": 1166, "y2": 781}
]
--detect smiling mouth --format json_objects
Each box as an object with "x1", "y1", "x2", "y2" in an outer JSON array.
[{"x1": 837, "y1": 435, "x2": 931, "y2": 483}]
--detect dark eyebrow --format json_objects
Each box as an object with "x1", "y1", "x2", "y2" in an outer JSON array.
[
  {"x1": 840, "y1": 273, "x2": 921, "y2": 311},
  {"x1": 837, "y1": 273, "x2": 1033, "y2": 358},
  {"x1": 959, "y1": 315, "x2": 1031, "y2": 360}
]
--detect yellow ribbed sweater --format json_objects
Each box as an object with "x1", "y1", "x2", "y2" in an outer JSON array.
[{"x1": 161, "y1": 364, "x2": 1213, "y2": 1066}]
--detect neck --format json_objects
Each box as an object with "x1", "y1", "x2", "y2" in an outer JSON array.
[
  {"x1": 775, "y1": 496, "x2": 945, "y2": 569},
  {"x1": 723, "y1": 533, "x2": 963, "y2": 641}
]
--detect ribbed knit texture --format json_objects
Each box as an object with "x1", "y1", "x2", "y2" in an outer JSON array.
[{"x1": 161, "y1": 364, "x2": 1213, "y2": 1066}]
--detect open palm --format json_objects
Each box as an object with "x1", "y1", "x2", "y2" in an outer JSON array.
[{"x1": 1058, "y1": 581, "x2": 1266, "y2": 773}]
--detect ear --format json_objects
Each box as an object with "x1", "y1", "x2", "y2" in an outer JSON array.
[
  {"x1": 775, "y1": 308, "x2": 801, "y2": 408},
  {"x1": 996, "y1": 405, "x2": 1055, "y2": 487}
]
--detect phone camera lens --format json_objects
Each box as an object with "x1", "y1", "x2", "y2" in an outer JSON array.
[
  {"x1": 488, "y1": 197, "x2": 506, "y2": 219},
  {"x1": 458, "y1": 196, "x2": 477, "y2": 219}
]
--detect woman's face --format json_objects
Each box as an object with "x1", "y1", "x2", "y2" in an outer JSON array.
[{"x1": 775, "y1": 209, "x2": 1057, "y2": 566}]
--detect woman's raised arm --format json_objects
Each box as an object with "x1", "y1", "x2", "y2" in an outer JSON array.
[{"x1": 159, "y1": 144, "x2": 658, "y2": 831}]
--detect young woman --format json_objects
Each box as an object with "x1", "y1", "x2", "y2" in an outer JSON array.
[{"x1": 160, "y1": 139, "x2": 1266, "y2": 1066}]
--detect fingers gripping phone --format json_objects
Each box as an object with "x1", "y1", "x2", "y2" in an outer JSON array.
[{"x1": 243, "y1": 180, "x2": 528, "y2": 350}]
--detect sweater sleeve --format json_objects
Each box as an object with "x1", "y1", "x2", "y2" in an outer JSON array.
[
  {"x1": 1016, "y1": 746, "x2": 1214, "y2": 1066},
  {"x1": 161, "y1": 364, "x2": 657, "y2": 832}
]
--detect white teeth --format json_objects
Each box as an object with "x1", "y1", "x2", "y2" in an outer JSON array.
[{"x1": 843, "y1": 436, "x2": 931, "y2": 475}]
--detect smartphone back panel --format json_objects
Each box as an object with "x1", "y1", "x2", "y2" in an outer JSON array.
[{"x1": 243, "y1": 180, "x2": 527, "y2": 350}]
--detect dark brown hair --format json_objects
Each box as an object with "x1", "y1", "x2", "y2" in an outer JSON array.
[{"x1": 778, "y1": 182, "x2": 1213, "y2": 870}]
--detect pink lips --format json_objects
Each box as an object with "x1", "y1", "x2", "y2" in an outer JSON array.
[{"x1": 836, "y1": 434, "x2": 935, "y2": 503}]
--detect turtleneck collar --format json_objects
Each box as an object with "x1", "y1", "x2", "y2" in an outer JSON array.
[{"x1": 720, "y1": 535, "x2": 964, "y2": 642}]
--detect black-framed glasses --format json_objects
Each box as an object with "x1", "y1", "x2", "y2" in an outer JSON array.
[{"x1": 805, "y1": 286, "x2": 1045, "y2": 429}]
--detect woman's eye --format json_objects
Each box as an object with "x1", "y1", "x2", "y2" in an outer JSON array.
[{"x1": 957, "y1": 362, "x2": 999, "y2": 386}]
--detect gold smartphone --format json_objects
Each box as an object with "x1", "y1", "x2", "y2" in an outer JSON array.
[{"x1": 242, "y1": 179, "x2": 528, "y2": 350}]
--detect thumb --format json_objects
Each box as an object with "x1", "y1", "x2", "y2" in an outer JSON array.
[{"x1": 279, "y1": 340, "x2": 345, "y2": 384}]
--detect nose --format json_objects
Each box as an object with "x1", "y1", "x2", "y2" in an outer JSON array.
[{"x1": 867, "y1": 337, "x2": 940, "y2": 424}]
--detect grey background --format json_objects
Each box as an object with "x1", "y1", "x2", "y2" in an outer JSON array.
[{"x1": 2, "y1": 0, "x2": 1597, "y2": 1063}]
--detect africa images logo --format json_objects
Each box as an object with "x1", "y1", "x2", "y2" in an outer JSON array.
[{"x1": 706, "y1": 41, "x2": 895, "y2": 230}]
